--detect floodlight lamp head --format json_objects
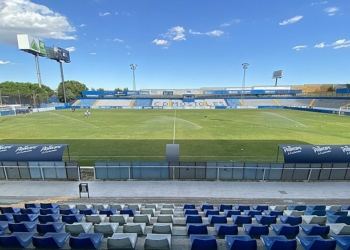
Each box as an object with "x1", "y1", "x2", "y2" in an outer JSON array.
[{"x1": 242, "y1": 62, "x2": 249, "y2": 69}]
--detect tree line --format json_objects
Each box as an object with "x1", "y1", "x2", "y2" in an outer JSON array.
[{"x1": 0, "y1": 81, "x2": 129, "y2": 104}]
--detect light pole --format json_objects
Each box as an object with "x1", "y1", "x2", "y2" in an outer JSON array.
[
  {"x1": 241, "y1": 63, "x2": 249, "y2": 104},
  {"x1": 130, "y1": 64, "x2": 137, "y2": 91}
]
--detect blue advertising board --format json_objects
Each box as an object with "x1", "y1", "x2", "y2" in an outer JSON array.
[
  {"x1": 0, "y1": 144, "x2": 68, "y2": 162},
  {"x1": 279, "y1": 144, "x2": 350, "y2": 163}
]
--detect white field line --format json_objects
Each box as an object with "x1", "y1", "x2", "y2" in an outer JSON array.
[
  {"x1": 264, "y1": 112, "x2": 308, "y2": 128},
  {"x1": 175, "y1": 117, "x2": 202, "y2": 128},
  {"x1": 49, "y1": 112, "x2": 99, "y2": 128},
  {"x1": 71, "y1": 155, "x2": 272, "y2": 158},
  {"x1": 173, "y1": 110, "x2": 176, "y2": 144}
]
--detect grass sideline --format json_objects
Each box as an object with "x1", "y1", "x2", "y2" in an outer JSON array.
[{"x1": 1, "y1": 108, "x2": 349, "y2": 165}]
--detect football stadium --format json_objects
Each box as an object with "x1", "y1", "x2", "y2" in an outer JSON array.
[
  {"x1": 1, "y1": 85, "x2": 350, "y2": 249},
  {"x1": 1, "y1": 1, "x2": 350, "y2": 248}
]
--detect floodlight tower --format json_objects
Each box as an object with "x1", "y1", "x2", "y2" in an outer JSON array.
[
  {"x1": 241, "y1": 63, "x2": 249, "y2": 103},
  {"x1": 130, "y1": 64, "x2": 137, "y2": 91},
  {"x1": 272, "y1": 70, "x2": 283, "y2": 87}
]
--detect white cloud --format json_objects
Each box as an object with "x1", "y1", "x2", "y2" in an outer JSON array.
[
  {"x1": 90, "y1": 52, "x2": 96, "y2": 55},
  {"x1": 334, "y1": 44, "x2": 350, "y2": 49},
  {"x1": 293, "y1": 45, "x2": 307, "y2": 51},
  {"x1": 324, "y1": 7, "x2": 339, "y2": 16},
  {"x1": 99, "y1": 12, "x2": 110, "y2": 16},
  {"x1": 65, "y1": 46, "x2": 75, "y2": 52},
  {"x1": 152, "y1": 39, "x2": 170, "y2": 46},
  {"x1": 115, "y1": 12, "x2": 118, "y2": 15},
  {"x1": 125, "y1": 45, "x2": 131, "y2": 49},
  {"x1": 314, "y1": 39, "x2": 350, "y2": 49},
  {"x1": 311, "y1": 1, "x2": 328, "y2": 5},
  {"x1": 80, "y1": 24, "x2": 85, "y2": 27},
  {"x1": 0, "y1": 0, "x2": 76, "y2": 46},
  {"x1": 220, "y1": 19, "x2": 241, "y2": 27},
  {"x1": 332, "y1": 39, "x2": 350, "y2": 49},
  {"x1": 0, "y1": 60, "x2": 10, "y2": 65},
  {"x1": 189, "y1": 29, "x2": 224, "y2": 37},
  {"x1": 314, "y1": 42, "x2": 326, "y2": 48},
  {"x1": 279, "y1": 15, "x2": 303, "y2": 25},
  {"x1": 113, "y1": 38, "x2": 124, "y2": 43},
  {"x1": 163, "y1": 26, "x2": 186, "y2": 41}
]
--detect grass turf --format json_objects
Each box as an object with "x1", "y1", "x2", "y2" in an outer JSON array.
[{"x1": 1, "y1": 108, "x2": 349, "y2": 165}]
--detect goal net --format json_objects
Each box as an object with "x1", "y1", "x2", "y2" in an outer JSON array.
[{"x1": 339, "y1": 106, "x2": 350, "y2": 116}]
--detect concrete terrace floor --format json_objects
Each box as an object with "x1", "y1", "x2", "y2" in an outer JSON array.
[{"x1": 0, "y1": 180, "x2": 350, "y2": 250}]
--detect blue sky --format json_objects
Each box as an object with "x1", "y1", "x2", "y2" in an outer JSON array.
[{"x1": 0, "y1": 0, "x2": 349, "y2": 91}]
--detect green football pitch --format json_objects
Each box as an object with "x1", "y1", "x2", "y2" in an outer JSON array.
[{"x1": 1, "y1": 109, "x2": 349, "y2": 165}]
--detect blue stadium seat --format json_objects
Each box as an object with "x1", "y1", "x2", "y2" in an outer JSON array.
[
  {"x1": 40, "y1": 203, "x2": 59, "y2": 209},
  {"x1": 204, "y1": 209, "x2": 220, "y2": 217},
  {"x1": 243, "y1": 224, "x2": 269, "y2": 238},
  {"x1": 0, "y1": 213, "x2": 14, "y2": 222},
  {"x1": 200, "y1": 204, "x2": 214, "y2": 211},
  {"x1": 304, "y1": 210, "x2": 326, "y2": 216},
  {"x1": 271, "y1": 224, "x2": 299, "y2": 239},
  {"x1": 79, "y1": 208, "x2": 98, "y2": 216},
  {"x1": 0, "y1": 207, "x2": 20, "y2": 214},
  {"x1": 184, "y1": 204, "x2": 196, "y2": 210},
  {"x1": 36, "y1": 222, "x2": 66, "y2": 234},
  {"x1": 300, "y1": 224, "x2": 330, "y2": 236},
  {"x1": 326, "y1": 210, "x2": 348, "y2": 216},
  {"x1": 184, "y1": 209, "x2": 199, "y2": 215},
  {"x1": 331, "y1": 235, "x2": 350, "y2": 250},
  {"x1": 264, "y1": 210, "x2": 283, "y2": 216},
  {"x1": 288, "y1": 205, "x2": 306, "y2": 211},
  {"x1": 40, "y1": 208, "x2": 60, "y2": 215},
  {"x1": 190, "y1": 235, "x2": 217, "y2": 250},
  {"x1": 0, "y1": 221, "x2": 9, "y2": 232},
  {"x1": 252, "y1": 205, "x2": 269, "y2": 211},
  {"x1": 208, "y1": 215, "x2": 227, "y2": 224},
  {"x1": 225, "y1": 235, "x2": 257, "y2": 250},
  {"x1": 24, "y1": 203, "x2": 41, "y2": 208},
  {"x1": 232, "y1": 215, "x2": 252, "y2": 225},
  {"x1": 327, "y1": 215, "x2": 350, "y2": 225},
  {"x1": 224, "y1": 210, "x2": 240, "y2": 217},
  {"x1": 60, "y1": 208, "x2": 79, "y2": 215},
  {"x1": 214, "y1": 224, "x2": 238, "y2": 236},
  {"x1": 297, "y1": 235, "x2": 336, "y2": 250},
  {"x1": 62, "y1": 214, "x2": 84, "y2": 224},
  {"x1": 69, "y1": 233, "x2": 103, "y2": 249},
  {"x1": 261, "y1": 235, "x2": 297, "y2": 250},
  {"x1": 306, "y1": 205, "x2": 326, "y2": 210},
  {"x1": 33, "y1": 232, "x2": 70, "y2": 248},
  {"x1": 342, "y1": 205, "x2": 350, "y2": 211},
  {"x1": 235, "y1": 205, "x2": 250, "y2": 212},
  {"x1": 20, "y1": 208, "x2": 40, "y2": 214},
  {"x1": 120, "y1": 209, "x2": 136, "y2": 217},
  {"x1": 186, "y1": 215, "x2": 203, "y2": 224},
  {"x1": 99, "y1": 208, "x2": 117, "y2": 216},
  {"x1": 8, "y1": 222, "x2": 37, "y2": 232},
  {"x1": 218, "y1": 204, "x2": 232, "y2": 212},
  {"x1": 278, "y1": 215, "x2": 302, "y2": 225},
  {"x1": 13, "y1": 214, "x2": 38, "y2": 223},
  {"x1": 186, "y1": 224, "x2": 208, "y2": 235},
  {"x1": 38, "y1": 214, "x2": 62, "y2": 224},
  {"x1": 254, "y1": 215, "x2": 276, "y2": 225},
  {"x1": 244, "y1": 210, "x2": 262, "y2": 216},
  {"x1": 0, "y1": 232, "x2": 37, "y2": 248}
]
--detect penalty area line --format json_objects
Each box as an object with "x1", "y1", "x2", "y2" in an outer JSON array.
[
  {"x1": 49, "y1": 112, "x2": 99, "y2": 128},
  {"x1": 264, "y1": 112, "x2": 308, "y2": 128}
]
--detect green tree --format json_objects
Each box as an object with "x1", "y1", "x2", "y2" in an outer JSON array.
[
  {"x1": 57, "y1": 80, "x2": 88, "y2": 102},
  {"x1": 0, "y1": 81, "x2": 54, "y2": 105}
]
